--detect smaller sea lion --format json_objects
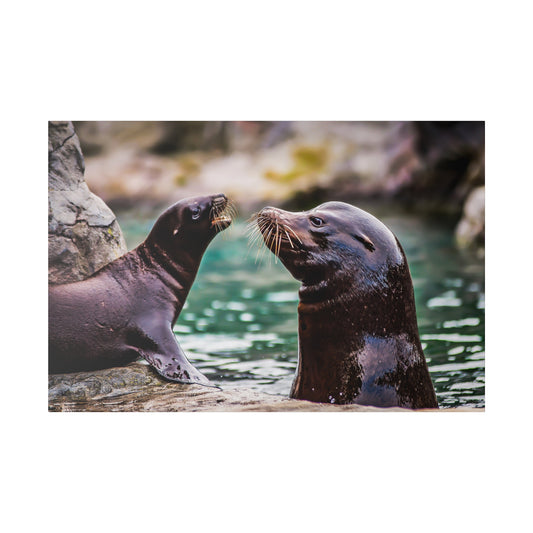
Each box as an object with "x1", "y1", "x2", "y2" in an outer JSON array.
[
  {"x1": 49, "y1": 193, "x2": 233, "y2": 387},
  {"x1": 255, "y1": 201, "x2": 438, "y2": 408}
]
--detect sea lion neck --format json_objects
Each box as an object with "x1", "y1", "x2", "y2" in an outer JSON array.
[
  {"x1": 298, "y1": 272, "x2": 354, "y2": 307},
  {"x1": 293, "y1": 261, "x2": 428, "y2": 405},
  {"x1": 135, "y1": 241, "x2": 199, "y2": 308},
  {"x1": 298, "y1": 257, "x2": 420, "y2": 336}
]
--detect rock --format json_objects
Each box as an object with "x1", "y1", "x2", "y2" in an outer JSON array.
[
  {"x1": 384, "y1": 121, "x2": 485, "y2": 211},
  {"x1": 48, "y1": 121, "x2": 127, "y2": 284},
  {"x1": 48, "y1": 362, "x2": 480, "y2": 412},
  {"x1": 50, "y1": 362, "x2": 463, "y2": 411},
  {"x1": 455, "y1": 186, "x2": 485, "y2": 252}
]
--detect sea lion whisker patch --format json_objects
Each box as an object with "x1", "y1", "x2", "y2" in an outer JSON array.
[
  {"x1": 263, "y1": 224, "x2": 276, "y2": 265},
  {"x1": 245, "y1": 216, "x2": 265, "y2": 243},
  {"x1": 254, "y1": 224, "x2": 271, "y2": 264},
  {"x1": 275, "y1": 221, "x2": 281, "y2": 261},
  {"x1": 252, "y1": 226, "x2": 268, "y2": 247},
  {"x1": 255, "y1": 234, "x2": 271, "y2": 264},
  {"x1": 245, "y1": 223, "x2": 268, "y2": 260},
  {"x1": 226, "y1": 200, "x2": 238, "y2": 220},
  {"x1": 264, "y1": 225, "x2": 274, "y2": 249},
  {"x1": 210, "y1": 197, "x2": 235, "y2": 236},
  {"x1": 285, "y1": 224, "x2": 303, "y2": 244},
  {"x1": 284, "y1": 228, "x2": 294, "y2": 249},
  {"x1": 247, "y1": 228, "x2": 264, "y2": 248}
]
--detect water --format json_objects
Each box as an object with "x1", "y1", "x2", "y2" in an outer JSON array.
[{"x1": 118, "y1": 203, "x2": 485, "y2": 408}]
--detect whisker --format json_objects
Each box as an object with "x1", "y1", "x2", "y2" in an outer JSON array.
[
  {"x1": 247, "y1": 212, "x2": 259, "y2": 224},
  {"x1": 255, "y1": 232, "x2": 271, "y2": 264},
  {"x1": 246, "y1": 220, "x2": 265, "y2": 237},
  {"x1": 248, "y1": 210, "x2": 304, "y2": 268},
  {"x1": 275, "y1": 224, "x2": 281, "y2": 262},
  {"x1": 284, "y1": 228, "x2": 294, "y2": 249},
  {"x1": 285, "y1": 225, "x2": 302, "y2": 244},
  {"x1": 246, "y1": 228, "x2": 265, "y2": 251},
  {"x1": 256, "y1": 224, "x2": 274, "y2": 264},
  {"x1": 249, "y1": 232, "x2": 265, "y2": 249}
]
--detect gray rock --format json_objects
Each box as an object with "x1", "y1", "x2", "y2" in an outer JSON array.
[{"x1": 48, "y1": 121, "x2": 127, "y2": 284}]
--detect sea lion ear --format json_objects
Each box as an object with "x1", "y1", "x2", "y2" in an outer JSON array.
[{"x1": 352, "y1": 233, "x2": 375, "y2": 252}]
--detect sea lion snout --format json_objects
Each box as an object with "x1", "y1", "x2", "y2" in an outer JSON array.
[
  {"x1": 258, "y1": 206, "x2": 278, "y2": 218},
  {"x1": 256, "y1": 207, "x2": 307, "y2": 260},
  {"x1": 210, "y1": 193, "x2": 233, "y2": 231},
  {"x1": 258, "y1": 206, "x2": 295, "y2": 227},
  {"x1": 211, "y1": 193, "x2": 228, "y2": 206}
]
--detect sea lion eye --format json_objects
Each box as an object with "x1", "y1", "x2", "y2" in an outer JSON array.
[
  {"x1": 309, "y1": 216, "x2": 324, "y2": 227},
  {"x1": 191, "y1": 206, "x2": 201, "y2": 220}
]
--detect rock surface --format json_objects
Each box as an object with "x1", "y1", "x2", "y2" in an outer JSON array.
[
  {"x1": 48, "y1": 362, "x2": 479, "y2": 412},
  {"x1": 455, "y1": 186, "x2": 485, "y2": 253},
  {"x1": 48, "y1": 121, "x2": 127, "y2": 284}
]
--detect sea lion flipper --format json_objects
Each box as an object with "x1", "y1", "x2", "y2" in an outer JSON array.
[
  {"x1": 137, "y1": 325, "x2": 216, "y2": 387},
  {"x1": 142, "y1": 348, "x2": 215, "y2": 387}
]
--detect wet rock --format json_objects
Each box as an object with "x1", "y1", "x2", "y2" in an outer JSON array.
[
  {"x1": 455, "y1": 186, "x2": 485, "y2": 253},
  {"x1": 48, "y1": 362, "x2": 479, "y2": 412},
  {"x1": 47, "y1": 363, "x2": 403, "y2": 411},
  {"x1": 48, "y1": 362, "x2": 162, "y2": 402},
  {"x1": 48, "y1": 121, "x2": 127, "y2": 284}
]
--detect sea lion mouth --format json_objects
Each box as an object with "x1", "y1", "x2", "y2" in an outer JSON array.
[
  {"x1": 211, "y1": 214, "x2": 232, "y2": 228},
  {"x1": 210, "y1": 196, "x2": 235, "y2": 232}
]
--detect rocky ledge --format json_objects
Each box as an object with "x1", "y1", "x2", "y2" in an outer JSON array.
[
  {"x1": 48, "y1": 363, "x2": 479, "y2": 412},
  {"x1": 48, "y1": 121, "x2": 127, "y2": 284}
]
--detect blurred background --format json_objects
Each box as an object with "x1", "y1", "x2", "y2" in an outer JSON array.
[{"x1": 74, "y1": 121, "x2": 485, "y2": 408}]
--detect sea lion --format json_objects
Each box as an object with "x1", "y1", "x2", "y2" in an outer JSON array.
[
  {"x1": 49, "y1": 193, "x2": 233, "y2": 387},
  {"x1": 255, "y1": 201, "x2": 438, "y2": 408}
]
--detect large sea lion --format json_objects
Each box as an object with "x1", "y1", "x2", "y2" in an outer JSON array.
[
  {"x1": 255, "y1": 201, "x2": 438, "y2": 408},
  {"x1": 49, "y1": 193, "x2": 233, "y2": 387}
]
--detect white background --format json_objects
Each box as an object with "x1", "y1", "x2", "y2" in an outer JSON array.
[{"x1": 2, "y1": 1, "x2": 531, "y2": 532}]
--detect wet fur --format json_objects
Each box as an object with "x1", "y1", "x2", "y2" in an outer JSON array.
[{"x1": 254, "y1": 201, "x2": 438, "y2": 409}]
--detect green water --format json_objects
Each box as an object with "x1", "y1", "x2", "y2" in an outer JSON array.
[{"x1": 118, "y1": 204, "x2": 485, "y2": 408}]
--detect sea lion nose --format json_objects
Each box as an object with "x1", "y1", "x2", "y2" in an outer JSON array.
[
  {"x1": 260, "y1": 206, "x2": 277, "y2": 216},
  {"x1": 212, "y1": 193, "x2": 227, "y2": 207},
  {"x1": 260, "y1": 206, "x2": 288, "y2": 223}
]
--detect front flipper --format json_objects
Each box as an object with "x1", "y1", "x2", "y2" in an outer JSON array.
[
  {"x1": 142, "y1": 347, "x2": 216, "y2": 387},
  {"x1": 134, "y1": 321, "x2": 217, "y2": 388}
]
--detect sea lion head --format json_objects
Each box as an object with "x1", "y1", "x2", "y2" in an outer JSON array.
[
  {"x1": 257, "y1": 201, "x2": 406, "y2": 305},
  {"x1": 146, "y1": 193, "x2": 233, "y2": 257}
]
